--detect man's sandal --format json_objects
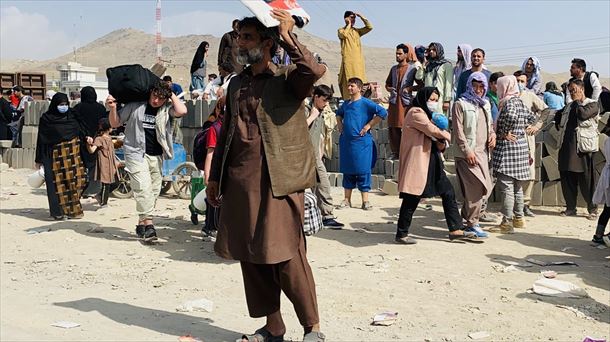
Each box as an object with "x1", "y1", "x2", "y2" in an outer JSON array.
[
  {"x1": 241, "y1": 327, "x2": 284, "y2": 342},
  {"x1": 303, "y1": 331, "x2": 326, "y2": 342}
]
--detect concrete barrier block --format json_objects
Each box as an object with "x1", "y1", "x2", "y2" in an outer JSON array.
[
  {"x1": 446, "y1": 173, "x2": 463, "y2": 202},
  {"x1": 377, "y1": 175, "x2": 385, "y2": 190},
  {"x1": 542, "y1": 181, "x2": 559, "y2": 206},
  {"x1": 382, "y1": 179, "x2": 399, "y2": 196},
  {"x1": 384, "y1": 160, "x2": 393, "y2": 179},
  {"x1": 531, "y1": 181, "x2": 543, "y2": 206},
  {"x1": 21, "y1": 126, "x2": 38, "y2": 148},
  {"x1": 535, "y1": 142, "x2": 543, "y2": 167},
  {"x1": 392, "y1": 159, "x2": 400, "y2": 180},
  {"x1": 336, "y1": 173, "x2": 343, "y2": 187},
  {"x1": 542, "y1": 155, "x2": 560, "y2": 181},
  {"x1": 327, "y1": 172, "x2": 336, "y2": 187},
  {"x1": 371, "y1": 175, "x2": 379, "y2": 190}
]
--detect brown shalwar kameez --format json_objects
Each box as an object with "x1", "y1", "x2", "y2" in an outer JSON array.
[
  {"x1": 211, "y1": 32, "x2": 323, "y2": 327},
  {"x1": 453, "y1": 103, "x2": 493, "y2": 226}
]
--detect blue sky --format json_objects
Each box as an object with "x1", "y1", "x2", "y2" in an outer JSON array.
[{"x1": 1, "y1": 0, "x2": 609, "y2": 75}]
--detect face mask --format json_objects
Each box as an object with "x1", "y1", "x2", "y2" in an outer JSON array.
[
  {"x1": 518, "y1": 84, "x2": 526, "y2": 92},
  {"x1": 426, "y1": 101, "x2": 438, "y2": 112},
  {"x1": 57, "y1": 105, "x2": 69, "y2": 114}
]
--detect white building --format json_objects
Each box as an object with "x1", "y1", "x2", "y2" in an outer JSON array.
[{"x1": 56, "y1": 62, "x2": 108, "y2": 100}]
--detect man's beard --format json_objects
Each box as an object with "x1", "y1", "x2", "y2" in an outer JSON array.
[{"x1": 237, "y1": 45, "x2": 264, "y2": 65}]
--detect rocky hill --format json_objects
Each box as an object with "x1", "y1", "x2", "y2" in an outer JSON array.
[{"x1": 1, "y1": 28, "x2": 607, "y2": 93}]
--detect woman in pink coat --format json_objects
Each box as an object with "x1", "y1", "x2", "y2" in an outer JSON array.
[{"x1": 395, "y1": 87, "x2": 477, "y2": 244}]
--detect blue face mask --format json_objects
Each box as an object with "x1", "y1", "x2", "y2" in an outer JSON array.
[
  {"x1": 57, "y1": 105, "x2": 69, "y2": 114},
  {"x1": 518, "y1": 84, "x2": 526, "y2": 92}
]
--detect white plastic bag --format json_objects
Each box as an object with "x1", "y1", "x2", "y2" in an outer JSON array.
[
  {"x1": 27, "y1": 167, "x2": 45, "y2": 188},
  {"x1": 532, "y1": 278, "x2": 588, "y2": 298}
]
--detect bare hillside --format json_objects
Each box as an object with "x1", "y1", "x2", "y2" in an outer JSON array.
[{"x1": 1, "y1": 28, "x2": 607, "y2": 92}]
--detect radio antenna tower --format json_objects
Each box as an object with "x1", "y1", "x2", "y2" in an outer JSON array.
[{"x1": 155, "y1": 0, "x2": 162, "y2": 63}]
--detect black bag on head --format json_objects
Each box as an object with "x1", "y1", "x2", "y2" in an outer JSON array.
[{"x1": 106, "y1": 64, "x2": 160, "y2": 103}]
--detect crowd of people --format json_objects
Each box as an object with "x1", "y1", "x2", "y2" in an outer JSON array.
[{"x1": 12, "y1": 9, "x2": 609, "y2": 342}]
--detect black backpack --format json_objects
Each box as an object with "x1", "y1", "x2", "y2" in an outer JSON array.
[
  {"x1": 106, "y1": 64, "x2": 160, "y2": 103},
  {"x1": 193, "y1": 120, "x2": 219, "y2": 171}
]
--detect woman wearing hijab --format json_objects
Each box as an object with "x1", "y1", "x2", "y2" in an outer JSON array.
[
  {"x1": 395, "y1": 87, "x2": 477, "y2": 244},
  {"x1": 423, "y1": 42, "x2": 454, "y2": 115},
  {"x1": 543, "y1": 81, "x2": 565, "y2": 110},
  {"x1": 521, "y1": 57, "x2": 542, "y2": 95},
  {"x1": 74, "y1": 86, "x2": 107, "y2": 197},
  {"x1": 452, "y1": 72, "x2": 496, "y2": 238},
  {"x1": 490, "y1": 76, "x2": 536, "y2": 234},
  {"x1": 190, "y1": 41, "x2": 209, "y2": 91},
  {"x1": 35, "y1": 92, "x2": 87, "y2": 220}
]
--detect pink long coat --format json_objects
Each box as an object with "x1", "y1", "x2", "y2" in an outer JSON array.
[{"x1": 398, "y1": 107, "x2": 451, "y2": 195}]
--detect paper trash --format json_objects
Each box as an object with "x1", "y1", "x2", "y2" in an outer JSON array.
[
  {"x1": 51, "y1": 321, "x2": 80, "y2": 329},
  {"x1": 241, "y1": 0, "x2": 311, "y2": 28},
  {"x1": 176, "y1": 298, "x2": 214, "y2": 313},
  {"x1": 372, "y1": 311, "x2": 398, "y2": 326},
  {"x1": 532, "y1": 278, "x2": 588, "y2": 298}
]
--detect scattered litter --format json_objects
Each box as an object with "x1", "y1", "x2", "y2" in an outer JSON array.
[
  {"x1": 561, "y1": 246, "x2": 574, "y2": 252},
  {"x1": 111, "y1": 234, "x2": 121, "y2": 238},
  {"x1": 178, "y1": 335, "x2": 203, "y2": 342},
  {"x1": 364, "y1": 262, "x2": 376, "y2": 266},
  {"x1": 176, "y1": 298, "x2": 214, "y2": 313},
  {"x1": 372, "y1": 311, "x2": 398, "y2": 326},
  {"x1": 596, "y1": 244, "x2": 608, "y2": 250},
  {"x1": 86, "y1": 227, "x2": 104, "y2": 233},
  {"x1": 540, "y1": 270, "x2": 557, "y2": 279},
  {"x1": 468, "y1": 331, "x2": 490, "y2": 340},
  {"x1": 582, "y1": 336, "x2": 607, "y2": 342},
  {"x1": 51, "y1": 321, "x2": 80, "y2": 329},
  {"x1": 20, "y1": 209, "x2": 31, "y2": 213},
  {"x1": 27, "y1": 227, "x2": 51, "y2": 235},
  {"x1": 526, "y1": 258, "x2": 578, "y2": 266},
  {"x1": 556, "y1": 305, "x2": 594, "y2": 320},
  {"x1": 492, "y1": 265, "x2": 518, "y2": 273},
  {"x1": 532, "y1": 278, "x2": 588, "y2": 298},
  {"x1": 155, "y1": 212, "x2": 171, "y2": 218}
]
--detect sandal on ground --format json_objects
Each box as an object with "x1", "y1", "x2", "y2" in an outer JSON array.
[
  {"x1": 241, "y1": 327, "x2": 284, "y2": 342},
  {"x1": 303, "y1": 331, "x2": 326, "y2": 342},
  {"x1": 448, "y1": 231, "x2": 477, "y2": 241},
  {"x1": 395, "y1": 236, "x2": 417, "y2": 244},
  {"x1": 586, "y1": 212, "x2": 598, "y2": 221},
  {"x1": 560, "y1": 210, "x2": 577, "y2": 217}
]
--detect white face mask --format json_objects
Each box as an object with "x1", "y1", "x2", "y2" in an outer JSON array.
[
  {"x1": 426, "y1": 101, "x2": 438, "y2": 113},
  {"x1": 57, "y1": 105, "x2": 69, "y2": 114}
]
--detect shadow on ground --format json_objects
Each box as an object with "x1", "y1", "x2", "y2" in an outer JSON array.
[
  {"x1": 54, "y1": 298, "x2": 240, "y2": 340},
  {"x1": 0, "y1": 207, "x2": 232, "y2": 265}
]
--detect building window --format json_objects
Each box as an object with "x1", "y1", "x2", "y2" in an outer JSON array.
[{"x1": 60, "y1": 71, "x2": 68, "y2": 81}]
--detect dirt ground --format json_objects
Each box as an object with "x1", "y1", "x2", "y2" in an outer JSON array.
[{"x1": 1, "y1": 167, "x2": 609, "y2": 341}]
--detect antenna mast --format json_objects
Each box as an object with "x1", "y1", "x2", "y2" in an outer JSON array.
[{"x1": 156, "y1": 0, "x2": 162, "y2": 63}]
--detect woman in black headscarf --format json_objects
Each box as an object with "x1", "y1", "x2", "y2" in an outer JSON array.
[
  {"x1": 35, "y1": 92, "x2": 87, "y2": 220},
  {"x1": 395, "y1": 87, "x2": 477, "y2": 244},
  {"x1": 74, "y1": 86, "x2": 107, "y2": 197},
  {"x1": 190, "y1": 41, "x2": 209, "y2": 91}
]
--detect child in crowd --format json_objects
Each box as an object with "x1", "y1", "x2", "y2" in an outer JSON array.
[
  {"x1": 201, "y1": 98, "x2": 225, "y2": 237},
  {"x1": 87, "y1": 118, "x2": 119, "y2": 207}
]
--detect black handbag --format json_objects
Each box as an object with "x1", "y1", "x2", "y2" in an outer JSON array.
[{"x1": 106, "y1": 64, "x2": 160, "y2": 104}]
